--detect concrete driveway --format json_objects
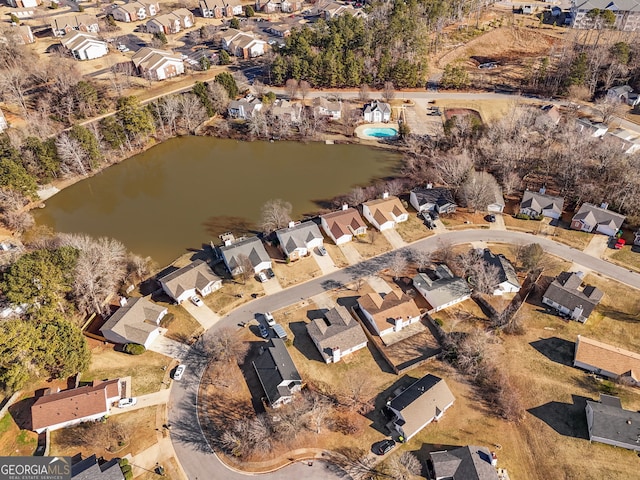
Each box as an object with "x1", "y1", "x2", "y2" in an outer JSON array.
[
  {"x1": 148, "y1": 335, "x2": 190, "y2": 360},
  {"x1": 312, "y1": 249, "x2": 338, "y2": 275},
  {"x1": 583, "y1": 234, "x2": 610, "y2": 259},
  {"x1": 262, "y1": 276, "x2": 284, "y2": 294},
  {"x1": 110, "y1": 389, "x2": 170, "y2": 415},
  {"x1": 382, "y1": 229, "x2": 407, "y2": 249},
  {"x1": 489, "y1": 213, "x2": 507, "y2": 231},
  {"x1": 182, "y1": 300, "x2": 221, "y2": 330},
  {"x1": 338, "y1": 242, "x2": 364, "y2": 264},
  {"x1": 366, "y1": 275, "x2": 393, "y2": 294}
]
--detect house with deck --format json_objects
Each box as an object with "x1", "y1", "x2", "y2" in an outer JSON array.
[
  {"x1": 357, "y1": 290, "x2": 421, "y2": 338},
  {"x1": 219, "y1": 235, "x2": 272, "y2": 275},
  {"x1": 542, "y1": 271, "x2": 603, "y2": 323},
  {"x1": 519, "y1": 190, "x2": 564, "y2": 220},
  {"x1": 50, "y1": 14, "x2": 100, "y2": 37},
  {"x1": 31, "y1": 380, "x2": 122, "y2": 433},
  {"x1": 100, "y1": 296, "x2": 167, "y2": 348},
  {"x1": 320, "y1": 204, "x2": 367, "y2": 245},
  {"x1": 159, "y1": 259, "x2": 222, "y2": 304},
  {"x1": 253, "y1": 338, "x2": 302, "y2": 407},
  {"x1": 313, "y1": 97, "x2": 342, "y2": 120},
  {"x1": 227, "y1": 97, "x2": 263, "y2": 119},
  {"x1": 384, "y1": 374, "x2": 455, "y2": 441},
  {"x1": 574, "y1": 335, "x2": 640, "y2": 385},
  {"x1": 570, "y1": 203, "x2": 625, "y2": 236},
  {"x1": 307, "y1": 305, "x2": 367, "y2": 363},
  {"x1": 275, "y1": 221, "x2": 324, "y2": 261},
  {"x1": 362, "y1": 194, "x2": 409, "y2": 231},
  {"x1": 413, "y1": 265, "x2": 471, "y2": 313}
]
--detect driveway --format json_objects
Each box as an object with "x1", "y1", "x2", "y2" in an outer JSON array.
[
  {"x1": 182, "y1": 300, "x2": 221, "y2": 330},
  {"x1": 338, "y1": 242, "x2": 364, "y2": 264},
  {"x1": 169, "y1": 229, "x2": 640, "y2": 479},
  {"x1": 148, "y1": 335, "x2": 191, "y2": 360},
  {"x1": 110, "y1": 389, "x2": 171, "y2": 415},
  {"x1": 583, "y1": 234, "x2": 609, "y2": 259},
  {"x1": 312, "y1": 250, "x2": 338, "y2": 275},
  {"x1": 366, "y1": 275, "x2": 393, "y2": 294},
  {"x1": 489, "y1": 214, "x2": 507, "y2": 231},
  {"x1": 262, "y1": 276, "x2": 284, "y2": 294},
  {"x1": 382, "y1": 229, "x2": 407, "y2": 249}
]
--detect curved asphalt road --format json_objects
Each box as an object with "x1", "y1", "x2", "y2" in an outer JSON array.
[{"x1": 168, "y1": 229, "x2": 640, "y2": 479}]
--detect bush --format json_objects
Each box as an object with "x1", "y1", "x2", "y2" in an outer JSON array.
[
  {"x1": 435, "y1": 318, "x2": 444, "y2": 326},
  {"x1": 123, "y1": 343, "x2": 145, "y2": 355},
  {"x1": 515, "y1": 213, "x2": 530, "y2": 220}
]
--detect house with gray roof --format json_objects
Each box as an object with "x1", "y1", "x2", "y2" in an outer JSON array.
[
  {"x1": 159, "y1": 259, "x2": 222, "y2": 304},
  {"x1": 576, "y1": 117, "x2": 608, "y2": 138},
  {"x1": 72, "y1": 454, "x2": 125, "y2": 480},
  {"x1": 385, "y1": 374, "x2": 455, "y2": 441},
  {"x1": 570, "y1": 203, "x2": 625, "y2": 236},
  {"x1": 100, "y1": 296, "x2": 167, "y2": 348},
  {"x1": 410, "y1": 185, "x2": 457, "y2": 214},
  {"x1": 363, "y1": 100, "x2": 391, "y2": 123},
  {"x1": 430, "y1": 446, "x2": 499, "y2": 480},
  {"x1": 542, "y1": 271, "x2": 603, "y2": 323},
  {"x1": 481, "y1": 249, "x2": 520, "y2": 295},
  {"x1": 228, "y1": 97, "x2": 263, "y2": 120},
  {"x1": 313, "y1": 97, "x2": 342, "y2": 120},
  {"x1": 252, "y1": 337, "x2": 302, "y2": 408},
  {"x1": 413, "y1": 264, "x2": 471, "y2": 313},
  {"x1": 520, "y1": 190, "x2": 564, "y2": 220},
  {"x1": 219, "y1": 236, "x2": 272, "y2": 275},
  {"x1": 275, "y1": 221, "x2": 324, "y2": 261},
  {"x1": 571, "y1": 0, "x2": 640, "y2": 31},
  {"x1": 306, "y1": 305, "x2": 367, "y2": 363},
  {"x1": 586, "y1": 395, "x2": 640, "y2": 451}
]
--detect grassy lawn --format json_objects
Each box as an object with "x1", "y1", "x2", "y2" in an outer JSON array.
[
  {"x1": 158, "y1": 304, "x2": 203, "y2": 344},
  {"x1": 271, "y1": 257, "x2": 323, "y2": 288},
  {"x1": 85, "y1": 343, "x2": 172, "y2": 396},
  {"x1": 396, "y1": 213, "x2": 434, "y2": 243},
  {"x1": 204, "y1": 279, "x2": 264, "y2": 316},
  {"x1": 440, "y1": 210, "x2": 492, "y2": 228},
  {"x1": 549, "y1": 225, "x2": 592, "y2": 250},
  {"x1": 351, "y1": 230, "x2": 393, "y2": 259},
  {"x1": 502, "y1": 214, "x2": 543, "y2": 233},
  {"x1": 50, "y1": 407, "x2": 158, "y2": 459},
  {"x1": 605, "y1": 245, "x2": 640, "y2": 273},
  {"x1": 0, "y1": 413, "x2": 37, "y2": 456}
]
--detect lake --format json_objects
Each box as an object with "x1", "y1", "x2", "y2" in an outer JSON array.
[{"x1": 33, "y1": 137, "x2": 402, "y2": 265}]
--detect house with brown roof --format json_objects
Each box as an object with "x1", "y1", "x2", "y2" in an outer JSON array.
[
  {"x1": 357, "y1": 290, "x2": 420, "y2": 338},
  {"x1": 112, "y1": 1, "x2": 159, "y2": 22},
  {"x1": 145, "y1": 9, "x2": 194, "y2": 35},
  {"x1": 542, "y1": 271, "x2": 603, "y2": 323},
  {"x1": 31, "y1": 379, "x2": 122, "y2": 433},
  {"x1": 321, "y1": 204, "x2": 367, "y2": 245},
  {"x1": 159, "y1": 259, "x2": 222, "y2": 304},
  {"x1": 50, "y1": 13, "x2": 100, "y2": 37},
  {"x1": 307, "y1": 305, "x2": 368, "y2": 363},
  {"x1": 100, "y1": 296, "x2": 167, "y2": 348},
  {"x1": 384, "y1": 374, "x2": 455, "y2": 441},
  {"x1": 570, "y1": 203, "x2": 625, "y2": 236},
  {"x1": 362, "y1": 193, "x2": 409, "y2": 231},
  {"x1": 574, "y1": 335, "x2": 640, "y2": 385},
  {"x1": 132, "y1": 47, "x2": 184, "y2": 81}
]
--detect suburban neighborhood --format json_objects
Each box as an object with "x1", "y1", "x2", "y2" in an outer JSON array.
[{"x1": 1, "y1": 0, "x2": 640, "y2": 479}]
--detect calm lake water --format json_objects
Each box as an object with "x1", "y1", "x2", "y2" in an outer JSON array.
[{"x1": 34, "y1": 137, "x2": 402, "y2": 265}]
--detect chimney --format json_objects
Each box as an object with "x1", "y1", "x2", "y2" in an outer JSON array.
[
  {"x1": 119, "y1": 297, "x2": 128, "y2": 307},
  {"x1": 426, "y1": 183, "x2": 433, "y2": 189},
  {"x1": 539, "y1": 186, "x2": 546, "y2": 195},
  {"x1": 342, "y1": 203, "x2": 348, "y2": 211},
  {"x1": 600, "y1": 202, "x2": 609, "y2": 210},
  {"x1": 382, "y1": 191, "x2": 389, "y2": 199},
  {"x1": 491, "y1": 452, "x2": 498, "y2": 467},
  {"x1": 332, "y1": 347, "x2": 341, "y2": 363},
  {"x1": 288, "y1": 221, "x2": 295, "y2": 228}
]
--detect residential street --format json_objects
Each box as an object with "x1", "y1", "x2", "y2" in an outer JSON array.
[{"x1": 167, "y1": 228, "x2": 640, "y2": 479}]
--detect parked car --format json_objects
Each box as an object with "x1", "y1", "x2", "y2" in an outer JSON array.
[
  {"x1": 375, "y1": 439, "x2": 396, "y2": 455},
  {"x1": 118, "y1": 397, "x2": 137, "y2": 408},
  {"x1": 190, "y1": 295, "x2": 203, "y2": 307},
  {"x1": 429, "y1": 211, "x2": 439, "y2": 221},
  {"x1": 614, "y1": 238, "x2": 626, "y2": 249},
  {"x1": 173, "y1": 364, "x2": 186, "y2": 381},
  {"x1": 486, "y1": 214, "x2": 496, "y2": 223},
  {"x1": 117, "y1": 44, "x2": 129, "y2": 52},
  {"x1": 257, "y1": 271, "x2": 268, "y2": 282},
  {"x1": 258, "y1": 323, "x2": 269, "y2": 338},
  {"x1": 264, "y1": 311, "x2": 275, "y2": 326},
  {"x1": 317, "y1": 245, "x2": 328, "y2": 256}
]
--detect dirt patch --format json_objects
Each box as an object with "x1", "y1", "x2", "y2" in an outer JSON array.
[
  {"x1": 0, "y1": 412, "x2": 37, "y2": 456},
  {"x1": 443, "y1": 108, "x2": 482, "y2": 123},
  {"x1": 441, "y1": 210, "x2": 493, "y2": 228}
]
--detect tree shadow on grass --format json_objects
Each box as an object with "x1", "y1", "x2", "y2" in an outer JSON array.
[
  {"x1": 527, "y1": 395, "x2": 591, "y2": 439},
  {"x1": 529, "y1": 337, "x2": 575, "y2": 366}
]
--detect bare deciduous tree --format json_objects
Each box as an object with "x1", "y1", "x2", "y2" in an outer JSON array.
[
  {"x1": 205, "y1": 327, "x2": 248, "y2": 363},
  {"x1": 461, "y1": 170, "x2": 499, "y2": 212},
  {"x1": 434, "y1": 151, "x2": 473, "y2": 191},
  {"x1": 387, "y1": 251, "x2": 409, "y2": 279},
  {"x1": 285, "y1": 78, "x2": 299, "y2": 99},
  {"x1": 208, "y1": 81, "x2": 230, "y2": 115},
  {"x1": 386, "y1": 452, "x2": 422, "y2": 480},
  {"x1": 304, "y1": 392, "x2": 331, "y2": 434},
  {"x1": 594, "y1": 95, "x2": 627, "y2": 123},
  {"x1": 410, "y1": 248, "x2": 431, "y2": 271},
  {"x1": 55, "y1": 133, "x2": 90, "y2": 177},
  {"x1": 298, "y1": 80, "x2": 310, "y2": 100},
  {"x1": 358, "y1": 84, "x2": 371, "y2": 102},
  {"x1": 259, "y1": 199, "x2": 292, "y2": 234},
  {"x1": 382, "y1": 81, "x2": 395, "y2": 102},
  {"x1": 178, "y1": 93, "x2": 208, "y2": 133}
]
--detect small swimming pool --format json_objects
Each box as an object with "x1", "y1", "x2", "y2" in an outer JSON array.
[{"x1": 362, "y1": 127, "x2": 398, "y2": 138}]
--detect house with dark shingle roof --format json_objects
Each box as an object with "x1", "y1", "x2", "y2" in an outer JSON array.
[
  {"x1": 219, "y1": 236, "x2": 272, "y2": 275},
  {"x1": 159, "y1": 259, "x2": 222, "y2": 304},
  {"x1": 320, "y1": 204, "x2": 367, "y2": 245},
  {"x1": 520, "y1": 190, "x2": 564, "y2": 219},
  {"x1": 362, "y1": 194, "x2": 409, "y2": 231},
  {"x1": 100, "y1": 296, "x2": 167, "y2": 348},
  {"x1": 586, "y1": 395, "x2": 640, "y2": 451},
  {"x1": 574, "y1": 335, "x2": 640, "y2": 385},
  {"x1": 409, "y1": 186, "x2": 457, "y2": 214},
  {"x1": 31, "y1": 380, "x2": 122, "y2": 433},
  {"x1": 570, "y1": 203, "x2": 625, "y2": 236},
  {"x1": 481, "y1": 249, "x2": 520, "y2": 295},
  {"x1": 275, "y1": 221, "x2": 324, "y2": 261},
  {"x1": 357, "y1": 290, "x2": 421, "y2": 339},
  {"x1": 430, "y1": 446, "x2": 499, "y2": 480},
  {"x1": 72, "y1": 454, "x2": 125, "y2": 480},
  {"x1": 542, "y1": 271, "x2": 603, "y2": 323},
  {"x1": 252, "y1": 338, "x2": 302, "y2": 408},
  {"x1": 307, "y1": 305, "x2": 367, "y2": 363},
  {"x1": 385, "y1": 374, "x2": 455, "y2": 441},
  {"x1": 413, "y1": 264, "x2": 471, "y2": 313},
  {"x1": 363, "y1": 100, "x2": 391, "y2": 123}
]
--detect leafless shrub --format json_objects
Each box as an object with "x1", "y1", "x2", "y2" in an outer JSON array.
[
  {"x1": 204, "y1": 327, "x2": 248, "y2": 363},
  {"x1": 386, "y1": 451, "x2": 422, "y2": 480}
]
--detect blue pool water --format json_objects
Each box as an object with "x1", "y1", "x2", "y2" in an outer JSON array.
[{"x1": 363, "y1": 127, "x2": 398, "y2": 138}]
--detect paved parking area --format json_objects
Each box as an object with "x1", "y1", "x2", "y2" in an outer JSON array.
[{"x1": 402, "y1": 100, "x2": 444, "y2": 137}]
